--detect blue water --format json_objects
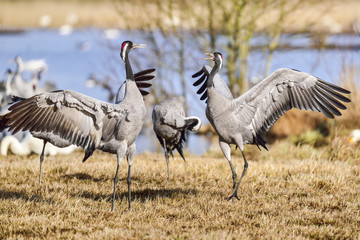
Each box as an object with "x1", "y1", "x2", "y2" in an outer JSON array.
[{"x1": 0, "y1": 28, "x2": 359, "y2": 154}]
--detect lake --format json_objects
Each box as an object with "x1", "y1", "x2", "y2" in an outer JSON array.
[{"x1": 0, "y1": 28, "x2": 359, "y2": 154}]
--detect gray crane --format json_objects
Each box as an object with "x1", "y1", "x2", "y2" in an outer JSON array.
[
  {"x1": 7, "y1": 68, "x2": 153, "y2": 185},
  {"x1": 86, "y1": 69, "x2": 154, "y2": 102},
  {"x1": 0, "y1": 41, "x2": 153, "y2": 211},
  {"x1": 152, "y1": 97, "x2": 201, "y2": 183},
  {"x1": 192, "y1": 52, "x2": 351, "y2": 201}
]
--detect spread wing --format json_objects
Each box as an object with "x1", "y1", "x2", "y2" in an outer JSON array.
[
  {"x1": 0, "y1": 90, "x2": 126, "y2": 155},
  {"x1": 233, "y1": 68, "x2": 350, "y2": 140},
  {"x1": 192, "y1": 65, "x2": 233, "y2": 101}
]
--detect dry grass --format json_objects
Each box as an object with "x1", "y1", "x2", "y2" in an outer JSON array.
[
  {"x1": 0, "y1": 0, "x2": 360, "y2": 32},
  {"x1": 0, "y1": 147, "x2": 359, "y2": 239}
]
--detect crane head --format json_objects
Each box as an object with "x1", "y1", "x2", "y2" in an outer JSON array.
[
  {"x1": 204, "y1": 52, "x2": 223, "y2": 70},
  {"x1": 120, "y1": 41, "x2": 146, "y2": 61}
]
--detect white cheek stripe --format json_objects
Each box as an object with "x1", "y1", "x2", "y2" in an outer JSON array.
[{"x1": 121, "y1": 43, "x2": 128, "y2": 60}]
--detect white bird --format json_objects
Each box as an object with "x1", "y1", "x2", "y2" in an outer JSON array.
[
  {"x1": 0, "y1": 41, "x2": 153, "y2": 211},
  {"x1": 13, "y1": 56, "x2": 48, "y2": 74},
  {"x1": 58, "y1": 24, "x2": 73, "y2": 36},
  {"x1": 0, "y1": 133, "x2": 78, "y2": 156},
  {"x1": 10, "y1": 62, "x2": 41, "y2": 99},
  {"x1": 0, "y1": 69, "x2": 14, "y2": 112},
  {"x1": 152, "y1": 97, "x2": 201, "y2": 182},
  {"x1": 192, "y1": 52, "x2": 351, "y2": 201},
  {"x1": 349, "y1": 129, "x2": 360, "y2": 144}
]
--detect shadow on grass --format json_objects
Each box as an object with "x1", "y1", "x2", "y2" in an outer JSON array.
[
  {"x1": 72, "y1": 188, "x2": 198, "y2": 203},
  {"x1": 132, "y1": 188, "x2": 198, "y2": 202},
  {"x1": 0, "y1": 189, "x2": 55, "y2": 204},
  {"x1": 62, "y1": 173, "x2": 141, "y2": 183},
  {"x1": 62, "y1": 172, "x2": 106, "y2": 182}
]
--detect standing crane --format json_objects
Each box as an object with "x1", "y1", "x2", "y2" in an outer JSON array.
[
  {"x1": 192, "y1": 52, "x2": 351, "y2": 201},
  {"x1": 152, "y1": 97, "x2": 201, "y2": 183},
  {"x1": 0, "y1": 41, "x2": 153, "y2": 211},
  {"x1": 5, "y1": 67, "x2": 153, "y2": 185}
]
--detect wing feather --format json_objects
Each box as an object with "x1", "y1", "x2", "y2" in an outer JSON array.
[
  {"x1": 233, "y1": 68, "x2": 350, "y2": 137},
  {"x1": 314, "y1": 85, "x2": 346, "y2": 110},
  {"x1": 193, "y1": 74, "x2": 206, "y2": 86},
  {"x1": 1, "y1": 90, "x2": 125, "y2": 152},
  {"x1": 192, "y1": 65, "x2": 233, "y2": 101}
]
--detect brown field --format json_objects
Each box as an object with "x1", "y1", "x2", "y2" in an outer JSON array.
[
  {"x1": 0, "y1": 142, "x2": 359, "y2": 239},
  {"x1": 0, "y1": 0, "x2": 360, "y2": 33},
  {"x1": 1, "y1": 0, "x2": 360, "y2": 239}
]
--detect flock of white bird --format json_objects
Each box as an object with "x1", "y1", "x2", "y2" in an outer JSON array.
[
  {"x1": 0, "y1": 40, "x2": 356, "y2": 211},
  {"x1": 0, "y1": 56, "x2": 78, "y2": 157}
]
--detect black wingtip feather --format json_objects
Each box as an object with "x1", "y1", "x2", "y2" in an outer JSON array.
[
  {"x1": 136, "y1": 82, "x2": 152, "y2": 88},
  {"x1": 176, "y1": 131, "x2": 187, "y2": 162},
  {"x1": 135, "y1": 75, "x2": 155, "y2": 82},
  {"x1": 192, "y1": 69, "x2": 204, "y2": 78},
  {"x1": 139, "y1": 90, "x2": 149, "y2": 96},
  {"x1": 317, "y1": 79, "x2": 351, "y2": 94},
  {"x1": 313, "y1": 96, "x2": 335, "y2": 119},
  {"x1": 196, "y1": 82, "x2": 207, "y2": 94},
  {"x1": 82, "y1": 150, "x2": 94, "y2": 162},
  {"x1": 200, "y1": 91, "x2": 208, "y2": 101},
  {"x1": 193, "y1": 74, "x2": 206, "y2": 86},
  {"x1": 313, "y1": 90, "x2": 342, "y2": 116},
  {"x1": 316, "y1": 81, "x2": 351, "y2": 103},
  {"x1": 133, "y1": 68, "x2": 156, "y2": 78}
]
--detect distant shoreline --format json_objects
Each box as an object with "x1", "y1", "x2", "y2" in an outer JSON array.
[{"x1": 0, "y1": 0, "x2": 359, "y2": 34}]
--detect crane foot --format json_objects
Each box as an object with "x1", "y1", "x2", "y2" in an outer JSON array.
[{"x1": 226, "y1": 191, "x2": 240, "y2": 201}]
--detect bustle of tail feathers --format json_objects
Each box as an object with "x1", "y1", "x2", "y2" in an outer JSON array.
[
  {"x1": 156, "y1": 131, "x2": 187, "y2": 162},
  {"x1": 175, "y1": 130, "x2": 186, "y2": 161},
  {"x1": 82, "y1": 149, "x2": 95, "y2": 162},
  {"x1": 184, "y1": 116, "x2": 201, "y2": 132},
  {"x1": 254, "y1": 133, "x2": 268, "y2": 151}
]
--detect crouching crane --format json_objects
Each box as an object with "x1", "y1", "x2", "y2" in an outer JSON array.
[{"x1": 152, "y1": 97, "x2": 201, "y2": 183}]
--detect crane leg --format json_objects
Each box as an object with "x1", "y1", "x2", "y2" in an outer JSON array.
[
  {"x1": 227, "y1": 150, "x2": 248, "y2": 201},
  {"x1": 162, "y1": 139, "x2": 170, "y2": 183},
  {"x1": 112, "y1": 142, "x2": 126, "y2": 212},
  {"x1": 39, "y1": 141, "x2": 47, "y2": 185},
  {"x1": 127, "y1": 164, "x2": 132, "y2": 211},
  {"x1": 219, "y1": 140, "x2": 237, "y2": 196},
  {"x1": 112, "y1": 162, "x2": 120, "y2": 212},
  {"x1": 126, "y1": 143, "x2": 136, "y2": 211}
]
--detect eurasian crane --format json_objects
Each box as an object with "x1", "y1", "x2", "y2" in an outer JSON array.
[
  {"x1": 0, "y1": 41, "x2": 154, "y2": 211},
  {"x1": 152, "y1": 97, "x2": 201, "y2": 183},
  {"x1": 192, "y1": 52, "x2": 351, "y2": 201}
]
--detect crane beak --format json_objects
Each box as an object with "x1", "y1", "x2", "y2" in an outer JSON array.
[
  {"x1": 132, "y1": 43, "x2": 146, "y2": 49},
  {"x1": 203, "y1": 52, "x2": 214, "y2": 60}
]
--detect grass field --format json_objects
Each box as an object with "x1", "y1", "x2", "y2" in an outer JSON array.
[{"x1": 0, "y1": 142, "x2": 359, "y2": 239}]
